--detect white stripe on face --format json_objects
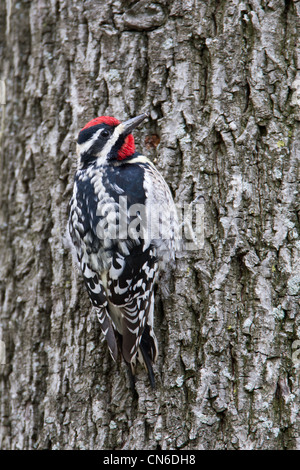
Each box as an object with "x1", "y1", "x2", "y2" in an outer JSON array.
[
  {"x1": 76, "y1": 127, "x2": 103, "y2": 158},
  {"x1": 96, "y1": 123, "x2": 125, "y2": 164},
  {"x1": 77, "y1": 123, "x2": 126, "y2": 166}
]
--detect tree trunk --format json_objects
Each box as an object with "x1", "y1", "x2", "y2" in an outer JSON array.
[{"x1": 0, "y1": 0, "x2": 299, "y2": 450}]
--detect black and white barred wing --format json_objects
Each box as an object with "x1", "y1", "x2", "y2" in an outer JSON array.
[
  {"x1": 81, "y1": 262, "x2": 119, "y2": 361},
  {"x1": 106, "y1": 246, "x2": 158, "y2": 364}
]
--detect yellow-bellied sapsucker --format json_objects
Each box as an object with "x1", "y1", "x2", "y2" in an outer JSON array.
[{"x1": 68, "y1": 114, "x2": 177, "y2": 388}]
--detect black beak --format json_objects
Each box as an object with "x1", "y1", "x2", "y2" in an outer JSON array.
[{"x1": 122, "y1": 114, "x2": 148, "y2": 136}]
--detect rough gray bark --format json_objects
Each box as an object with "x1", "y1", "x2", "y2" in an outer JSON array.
[{"x1": 0, "y1": 0, "x2": 299, "y2": 450}]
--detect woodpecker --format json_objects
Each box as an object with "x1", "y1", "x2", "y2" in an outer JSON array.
[{"x1": 68, "y1": 113, "x2": 177, "y2": 389}]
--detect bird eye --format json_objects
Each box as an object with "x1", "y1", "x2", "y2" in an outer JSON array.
[{"x1": 101, "y1": 129, "x2": 110, "y2": 138}]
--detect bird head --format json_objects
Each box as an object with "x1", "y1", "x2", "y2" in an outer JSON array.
[{"x1": 76, "y1": 114, "x2": 148, "y2": 168}]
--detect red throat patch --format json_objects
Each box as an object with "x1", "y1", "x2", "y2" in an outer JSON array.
[{"x1": 117, "y1": 134, "x2": 135, "y2": 160}]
